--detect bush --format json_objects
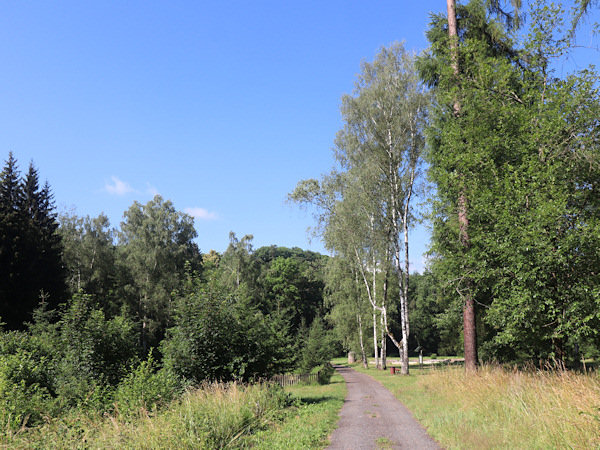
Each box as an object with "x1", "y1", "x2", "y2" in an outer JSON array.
[
  {"x1": 299, "y1": 317, "x2": 335, "y2": 372},
  {"x1": 51, "y1": 294, "x2": 139, "y2": 407},
  {"x1": 0, "y1": 350, "x2": 55, "y2": 434},
  {"x1": 317, "y1": 362, "x2": 335, "y2": 385},
  {"x1": 114, "y1": 352, "x2": 183, "y2": 419},
  {"x1": 161, "y1": 290, "x2": 234, "y2": 383}
]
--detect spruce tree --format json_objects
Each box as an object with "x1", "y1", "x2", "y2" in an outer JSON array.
[
  {"x1": 0, "y1": 153, "x2": 26, "y2": 327},
  {"x1": 0, "y1": 154, "x2": 65, "y2": 329}
]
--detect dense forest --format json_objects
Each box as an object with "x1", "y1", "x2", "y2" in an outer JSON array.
[
  {"x1": 1, "y1": 0, "x2": 599, "y2": 439},
  {"x1": 0, "y1": 155, "x2": 335, "y2": 430}
]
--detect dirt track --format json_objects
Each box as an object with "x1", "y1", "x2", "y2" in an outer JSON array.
[{"x1": 327, "y1": 365, "x2": 440, "y2": 449}]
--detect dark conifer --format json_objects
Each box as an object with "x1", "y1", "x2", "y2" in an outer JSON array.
[
  {"x1": 0, "y1": 154, "x2": 66, "y2": 329},
  {"x1": 0, "y1": 153, "x2": 26, "y2": 327}
]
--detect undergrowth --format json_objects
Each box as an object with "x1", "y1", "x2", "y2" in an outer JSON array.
[{"x1": 0, "y1": 374, "x2": 346, "y2": 449}]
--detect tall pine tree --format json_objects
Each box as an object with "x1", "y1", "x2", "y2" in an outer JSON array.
[{"x1": 0, "y1": 153, "x2": 65, "y2": 328}]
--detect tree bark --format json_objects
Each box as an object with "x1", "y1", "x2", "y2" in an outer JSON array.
[
  {"x1": 399, "y1": 168, "x2": 415, "y2": 375},
  {"x1": 459, "y1": 193, "x2": 478, "y2": 371},
  {"x1": 373, "y1": 311, "x2": 379, "y2": 369},
  {"x1": 354, "y1": 268, "x2": 369, "y2": 368},
  {"x1": 380, "y1": 309, "x2": 387, "y2": 370},
  {"x1": 463, "y1": 286, "x2": 477, "y2": 371},
  {"x1": 357, "y1": 312, "x2": 368, "y2": 368},
  {"x1": 447, "y1": 0, "x2": 478, "y2": 371}
]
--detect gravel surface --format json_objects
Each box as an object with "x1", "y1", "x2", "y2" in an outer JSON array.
[{"x1": 327, "y1": 365, "x2": 441, "y2": 450}]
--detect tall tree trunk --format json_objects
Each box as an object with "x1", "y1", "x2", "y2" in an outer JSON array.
[
  {"x1": 399, "y1": 168, "x2": 415, "y2": 375},
  {"x1": 357, "y1": 312, "x2": 368, "y2": 368},
  {"x1": 380, "y1": 309, "x2": 387, "y2": 370},
  {"x1": 447, "y1": 0, "x2": 478, "y2": 371},
  {"x1": 382, "y1": 270, "x2": 390, "y2": 371},
  {"x1": 140, "y1": 289, "x2": 148, "y2": 355},
  {"x1": 373, "y1": 311, "x2": 379, "y2": 369},
  {"x1": 354, "y1": 268, "x2": 369, "y2": 368}
]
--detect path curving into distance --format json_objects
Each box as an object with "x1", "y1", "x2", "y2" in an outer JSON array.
[{"x1": 327, "y1": 365, "x2": 440, "y2": 450}]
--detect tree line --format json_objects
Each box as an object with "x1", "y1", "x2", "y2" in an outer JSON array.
[
  {"x1": 0, "y1": 155, "x2": 335, "y2": 431},
  {"x1": 293, "y1": 0, "x2": 600, "y2": 373}
]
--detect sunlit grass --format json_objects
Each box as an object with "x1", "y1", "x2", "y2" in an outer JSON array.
[
  {"x1": 353, "y1": 363, "x2": 600, "y2": 449},
  {"x1": 246, "y1": 373, "x2": 346, "y2": 449},
  {"x1": 1, "y1": 376, "x2": 346, "y2": 449}
]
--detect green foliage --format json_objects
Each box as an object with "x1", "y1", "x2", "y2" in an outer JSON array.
[
  {"x1": 161, "y1": 285, "x2": 236, "y2": 383},
  {"x1": 420, "y1": 0, "x2": 600, "y2": 365},
  {"x1": 162, "y1": 279, "x2": 297, "y2": 382},
  {"x1": 233, "y1": 304, "x2": 297, "y2": 379},
  {"x1": 59, "y1": 213, "x2": 120, "y2": 312},
  {"x1": 0, "y1": 348, "x2": 55, "y2": 433},
  {"x1": 1, "y1": 294, "x2": 139, "y2": 413},
  {"x1": 114, "y1": 352, "x2": 183, "y2": 419},
  {"x1": 317, "y1": 362, "x2": 335, "y2": 385},
  {"x1": 407, "y1": 271, "x2": 444, "y2": 355},
  {"x1": 262, "y1": 256, "x2": 324, "y2": 333},
  {"x1": 0, "y1": 154, "x2": 66, "y2": 329},
  {"x1": 0, "y1": 329, "x2": 59, "y2": 433},
  {"x1": 324, "y1": 256, "x2": 372, "y2": 357},
  {"x1": 0, "y1": 372, "x2": 52, "y2": 434},
  {"x1": 119, "y1": 194, "x2": 201, "y2": 352},
  {"x1": 52, "y1": 293, "x2": 138, "y2": 404},
  {"x1": 219, "y1": 232, "x2": 259, "y2": 298},
  {"x1": 185, "y1": 238, "x2": 328, "y2": 378},
  {"x1": 299, "y1": 317, "x2": 335, "y2": 373}
]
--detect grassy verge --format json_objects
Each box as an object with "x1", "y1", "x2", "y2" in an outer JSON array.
[
  {"x1": 352, "y1": 362, "x2": 600, "y2": 448},
  {"x1": 1, "y1": 376, "x2": 345, "y2": 449},
  {"x1": 245, "y1": 373, "x2": 346, "y2": 449}
]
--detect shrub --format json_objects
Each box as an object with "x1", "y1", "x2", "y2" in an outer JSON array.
[
  {"x1": 0, "y1": 350, "x2": 55, "y2": 434},
  {"x1": 114, "y1": 352, "x2": 183, "y2": 419},
  {"x1": 300, "y1": 317, "x2": 335, "y2": 372},
  {"x1": 161, "y1": 290, "x2": 234, "y2": 383},
  {"x1": 317, "y1": 362, "x2": 335, "y2": 385},
  {"x1": 52, "y1": 294, "x2": 138, "y2": 407}
]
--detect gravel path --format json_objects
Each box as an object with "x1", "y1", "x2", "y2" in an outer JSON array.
[{"x1": 327, "y1": 365, "x2": 440, "y2": 450}]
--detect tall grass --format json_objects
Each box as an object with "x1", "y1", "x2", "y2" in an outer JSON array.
[
  {"x1": 356, "y1": 363, "x2": 600, "y2": 449},
  {"x1": 1, "y1": 375, "x2": 346, "y2": 449},
  {"x1": 1, "y1": 381, "x2": 289, "y2": 448},
  {"x1": 248, "y1": 373, "x2": 346, "y2": 449}
]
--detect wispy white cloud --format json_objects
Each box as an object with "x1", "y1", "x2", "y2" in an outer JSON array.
[
  {"x1": 184, "y1": 207, "x2": 219, "y2": 221},
  {"x1": 105, "y1": 176, "x2": 134, "y2": 196}
]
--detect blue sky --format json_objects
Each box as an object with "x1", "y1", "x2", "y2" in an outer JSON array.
[{"x1": 1, "y1": 1, "x2": 597, "y2": 272}]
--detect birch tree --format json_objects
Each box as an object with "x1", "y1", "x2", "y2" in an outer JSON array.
[
  {"x1": 292, "y1": 43, "x2": 428, "y2": 374},
  {"x1": 60, "y1": 213, "x2": 117, "y2": 302},
  {"x1": 119, "y1": 195, "x2": 200, "y2": 353},
  {"x1": 325, "y1": 255, "x2": 370, "y2": 368}
]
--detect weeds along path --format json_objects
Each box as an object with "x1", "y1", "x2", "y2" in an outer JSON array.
[{"x1": 328, "y1": 365, "x2": 440, "y2": 450}]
